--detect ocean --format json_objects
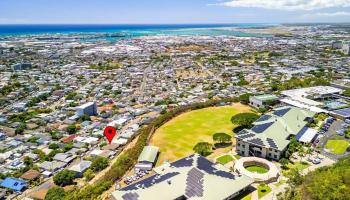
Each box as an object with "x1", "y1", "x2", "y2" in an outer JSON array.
[{"x1": 0, "y1": 24, "x2": 275, "y2": 41}]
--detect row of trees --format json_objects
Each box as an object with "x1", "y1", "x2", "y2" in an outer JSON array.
[
  {"x1": 193, "y1": 132, "x2": 233, "y2": 156},
  {"x1": 192, "y1": 111, "x2": 260, "y2": 157}
]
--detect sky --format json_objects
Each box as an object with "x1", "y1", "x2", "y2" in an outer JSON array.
[{"x1": 0, "y1": 0, "x2": 350, "y2": 24}]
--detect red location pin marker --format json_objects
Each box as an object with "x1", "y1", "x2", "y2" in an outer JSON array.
[{"x1": 104, "y1": 126, "x2": 117, "y2": 144}]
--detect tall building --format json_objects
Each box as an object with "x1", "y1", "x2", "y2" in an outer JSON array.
[
  {"x1": 76, "y1": 102, "x2": 98, "y2": 117},
  {"x1": 11, "y1": 63, "x2": 32, "y2": 71},
  {"x1": 342, "y1": 43, "x2": 350, "y2": 55}
]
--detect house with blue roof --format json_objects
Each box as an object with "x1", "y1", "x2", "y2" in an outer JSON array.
[{"x1": 0, "y1": 177, "x2": 27, "y2": 192}]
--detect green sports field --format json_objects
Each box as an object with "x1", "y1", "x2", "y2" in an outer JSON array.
[{"x1": 150, "y1": 103, "x2": 251, "y2": 164}]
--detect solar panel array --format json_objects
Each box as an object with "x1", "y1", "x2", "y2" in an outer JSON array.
[
  {"x1": 333, "y1": 107, "x2": 350, "y2": 117},
  {"x1": 196, "y1": 156, "x2": 235, "y2": 180},
  {"x1": 185, "y1": 168, "x2": 204, "y2": 198},
  {"x1": 256, "y1": 115, "x2": 272, "y2": 122},
  {"x1": 122, "y1": 192, "x2": 139, "y2": 200},
  {"x1": 266, "y1": 138, "x2": 278, "y2": 149},
  {"x1": 171, "y1": 155, "x2": 194, "y2": 168},
  {"x1": 251, "y1": 122, "x2": 274, "y2": 133},
  {"x1": 120, "y1": 172, "x2": 180, "y2": 191},
  {"x1": 273, "y1": 108, "x2": 291, "y2": 117},
  {"x1": 247, "y1": 138, "x2": 264, "y2": 147},
  {"x1": 236, "y1": 133, "x2": 255, "y2": 139},
  {"x1": 237, "y1": 129, "x2": 249, "y2": 135}
]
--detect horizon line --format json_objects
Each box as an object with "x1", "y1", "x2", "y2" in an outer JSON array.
[{"x1": 0, "y1": 22, "x2": 349, "y2": 26}]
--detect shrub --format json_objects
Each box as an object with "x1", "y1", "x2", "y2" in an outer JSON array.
[{"x1": 53, "y1": 170, "x2": 76, "y2": 186}]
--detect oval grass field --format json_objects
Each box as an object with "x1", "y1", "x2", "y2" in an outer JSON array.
[{"x1": 150, "y1": 103, "x2": 251, "y2": 164}]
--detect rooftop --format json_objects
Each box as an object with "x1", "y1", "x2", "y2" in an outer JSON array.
[
  {"x1": 112, "y1": 154, "x2": 253, "y2": 200},
  {"x1": 236, "y1": 106, "x2": 316, "y2": 151}
]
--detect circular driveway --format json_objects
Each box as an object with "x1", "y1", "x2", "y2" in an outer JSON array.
[{"x1": 234, "y1": 157, "x2": 280, "y2": 182}]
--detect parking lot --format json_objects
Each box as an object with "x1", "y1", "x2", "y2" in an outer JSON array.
[{"x1": 317, "y1": 118, "x2": 350, "y2": 160}]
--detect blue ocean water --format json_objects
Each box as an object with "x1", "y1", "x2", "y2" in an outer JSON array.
[{"x1": 0, "y1": 24, "x2": 276, "y2": 40}]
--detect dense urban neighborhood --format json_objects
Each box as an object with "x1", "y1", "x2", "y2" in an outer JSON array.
[{"x1": 0, "y1": 24, "x2": 350, "y2": 200}]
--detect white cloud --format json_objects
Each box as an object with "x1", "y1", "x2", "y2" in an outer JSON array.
[
  {"x1": 213, "y1": 0, "x2": 350, "y2": 11},
  {"x1": 312, "y1": 11, "x2": 350, "y2": 16}
]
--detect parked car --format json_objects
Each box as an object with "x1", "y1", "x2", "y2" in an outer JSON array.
[{"x1": 312, "y1": 158, "x2": 321, "y2": 164}]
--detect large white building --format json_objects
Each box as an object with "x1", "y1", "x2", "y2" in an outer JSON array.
[
  {"x1": 280, "y1": 86, "x2": 343, "y2": 113},
  {"x1": 112, "y1": 154, "x2": 254, "y2": 200},
  {"x1": 76, "y1": 102, "x2": 98, "y2": 117}
]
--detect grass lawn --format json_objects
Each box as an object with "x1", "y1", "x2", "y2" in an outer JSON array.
[
  {"x1": 216, "y1": 155, "x2": 234, "y2": 165},
  {"x1": 282, "y1": 161, "x2": 310, "y2": 177},
  {"x1": 245, "y1": 165, "x2": 269, "y2": 174},
  {"x1": 234, "y1": 154, "x2": 241, "y2": 159},
  {"x1": 150, "y1": 103, "x2": 251, "y2": 164},
  {"x1": 325, "y1": 140, "x2": 349, "y2": 155},
  {"x1": 258, "y1": 184, "x2": 271, "y2": 199}
]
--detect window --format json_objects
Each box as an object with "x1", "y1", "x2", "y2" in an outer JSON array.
[
  {"x1": 274, "y1": 155, "x2": 277, "y2": 159},
  {"x1": 238, "y1": 143, "x2": 240, "y2": 147},
  {"x1": 242, "y1": 145, "x2": 245, "y2": 148},
  {"x1": 268, "y1": 153, "x2": 272, "y2": 156}
]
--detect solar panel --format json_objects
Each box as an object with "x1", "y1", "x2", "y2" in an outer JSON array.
[
  {"x1": 237, "y1": 129, "x2": 249, "y2": 135},
  {"x1": 185, "y1": 168, "x2": 204, "y2": 198},
  {"x1": 273, "y1": 108, "x2": 291, "y2": 117},
  {"x1": 122, "y1": 192, "x2": 139, "y2": 200},
  {"x1": 266, "y1": 138, "x2": 278, "y2": 149},
  {"x1": 333, "y1": 107, "x2": 350, "y2": 117},
  {"x1": 256, "y1": 115, "x2": 272, "y2": 122},
  {"x1": 247, "y1": 138, "x2": 265, "y2": 147},
  {"x1": 196, "y1": 156, "x2": 235, "y2": 179},
  {"x1": 236, "y1": 133, "x2": 255, "y2": 139},
  {"x1": 120, "y1": 172, "x2": 180, "y2": 191},
  {"x1": 171, "y1": 155, "x2": 194, "y2": 168},
  {"x1": 251, "y1": 122, "x2": 273, "y2": 133}
]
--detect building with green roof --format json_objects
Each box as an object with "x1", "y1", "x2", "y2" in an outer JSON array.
[
  {"x1": 235, "y1": 106, "x2": 315, "y2": 160},
  {"x1": 135, "y1": 146, "x2": 159, "y2": 171}
]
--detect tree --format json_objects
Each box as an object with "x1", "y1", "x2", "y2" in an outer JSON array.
[
  {"x1": 193, "y1": 142, "x2": 212, "y2": 156},
  {"x1": 49, "y1": 143, "x2": 60, "y2": 150},
  {"x1": 287, "y1": 168, "x2": 303, "y2": 187},
  {"x1": 53, "y1": 170, "x2": 76, "y2": 186},
  {"x1": 239, "y1": 93, "x2": 252, "y2": 104},
  {"x1": 66, "y1": 124, "x2": 77, "y2": 134},
  {"x1": 160, "y1": 109, "x2": 168, "y2": 114},
  {"x1": 343, "y1": 89, "x2": 350, "y2": 97},
  {"x1": 33, "y1": 149, "x2": 46, "y2": 161},
  {"x1": 284, "y1": 137, "x2": 302, "y2": 158},
  {"x1": 90, "y1": 156, "x2": 109, "y2": 172},
  {"x1": 15, "y1": 123, "x2": 26, "y2": 135},
  {"x1": 213, "y1": 133, "x2": 232, "y2": 144},
  {"x1": 79, "y1": 114, "x2": 91, "y2": 122},
  {"x1": 23, "y1": 156, "x2": 33, "y2": 167},
  {"x1": 279, "y1": 158, "x2": 289, "y2": 169},
  {"x1": 83, "y1": 169, "x2": 94, "y2": 181},
  {"x1": 45, "y1": 187, "x2": 66, "y2": 200},
  {"x1": 231, "y1": 113, "x2": 259, "y2": 128}
]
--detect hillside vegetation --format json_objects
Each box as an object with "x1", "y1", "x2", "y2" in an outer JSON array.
[{"x1": 279, "y1": 155, "x2": 350, "y2": 200}]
